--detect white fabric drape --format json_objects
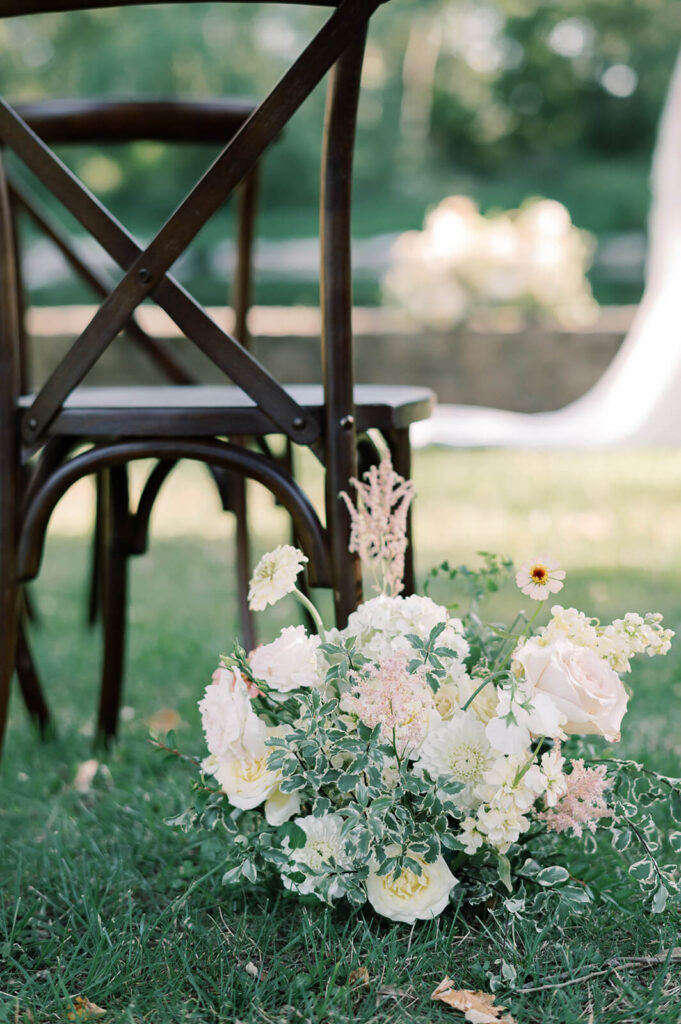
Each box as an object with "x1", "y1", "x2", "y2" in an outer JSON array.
[{"x1": 412, "y1": 49, "x2": 681, "y2": 450}]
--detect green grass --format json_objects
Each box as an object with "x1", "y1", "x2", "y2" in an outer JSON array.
[{"x1": 2, "y1": 450, "x2": 681, "y2": 1023}]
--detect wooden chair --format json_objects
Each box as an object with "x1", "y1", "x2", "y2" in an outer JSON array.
[
  {"x1": 9, "y1": 96, "x2": 262, "y2": 659},
  {"x1": 0, "y1": 0, "x2": 435, "y2": 758}
]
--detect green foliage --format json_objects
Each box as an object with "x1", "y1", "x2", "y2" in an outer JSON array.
[
  {"x1": 2, "y1": 454, "x2": 681, "y2": 1021},
  {"x1": 2, "y1": 0, "x2": 678, "y2": 293}
]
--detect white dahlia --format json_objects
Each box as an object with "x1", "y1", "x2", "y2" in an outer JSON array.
[
  {"x1": 416, "y1": 711, "x2": 493, "y2": 808},
  {"x1": 283, "y1": 814, "x2": 352, "y2": 900}
]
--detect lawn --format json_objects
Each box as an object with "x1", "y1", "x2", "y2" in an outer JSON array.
[{"x1": 1, "y1": 448, "x2": 680, "y2": 1023}]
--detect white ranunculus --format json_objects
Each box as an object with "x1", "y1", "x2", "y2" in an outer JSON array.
[
  {"x1": 198, "y1": 667, "x2": 266, "y2": 760},
  {"x1": 248, "y1": 545, "x2": 308, "y2": 611},
  {"x1": 517, "y1": 637, "x2": 628, "y2": 741},
  {"x1": 264, "y1": 787, "x2": 301, "y2": 826},
  {"x1": 249, "y1": 625, "x2": 322, "y2": 695},
  {"x1": 366, "y1": 850, "x2": 457, "y2": 924}
]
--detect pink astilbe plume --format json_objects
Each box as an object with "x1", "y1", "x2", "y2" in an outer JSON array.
[
  {"x1": 539, "y1": 759, "x2": 613, "y2": 837},
  {"x1": 343, "y1": 652, "x2": 433, "y2": 756},
  {"x1": 340, "y1": 451, "x2": 415, "y2": 596}
]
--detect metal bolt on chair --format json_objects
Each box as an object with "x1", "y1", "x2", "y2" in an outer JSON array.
[{"x1": 0, "y1": 0, "x2": 436, "y2": 759}]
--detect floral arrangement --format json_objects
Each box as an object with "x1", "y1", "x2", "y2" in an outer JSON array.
[
  {"x1": 383, "y1": 195, "x2": 598, "y2": 330},
  {"x1": 172, "y1": 454, "x2": 681, "y2": 925}
]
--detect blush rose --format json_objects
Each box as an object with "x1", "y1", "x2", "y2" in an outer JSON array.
[{"x1": 516, "y1": 637, "x2": 628, "y2": 741}]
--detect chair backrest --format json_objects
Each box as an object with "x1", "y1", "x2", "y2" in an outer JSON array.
[
  {"x1": 9, "y1": 97, "x2": 261, "y2": 386},
  {"x1": 0, "y1": 0, "x2": 383, "y2": 460}
]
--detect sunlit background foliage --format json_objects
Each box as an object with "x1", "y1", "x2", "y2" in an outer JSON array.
[{"x1": 1, "y1": 0, "x2": 678, "y2": 304}]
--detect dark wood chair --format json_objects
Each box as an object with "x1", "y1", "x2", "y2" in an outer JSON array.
[
  {"x1": 0, "y1": 0, "x2": 435, "y2": 759},
  {"x1": 9, "y1": 96, "x2": 262, "y2": 656}
]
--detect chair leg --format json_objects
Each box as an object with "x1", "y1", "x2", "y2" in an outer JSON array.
[
  {"x1": 385, "y1": 427, "x2": 415, "y2": 596},
  {"x1": 87, "y1": 471, "x2": 106, "y2": 626},
  {"x1": 0, "y1": 554, "x2": 18, "y2": 762},
  {"x1": 15, "y1": 612, "x2": 52, "y2": 737},
  {"x1": 96, "y1": 466, "x2": 130, "y2": 747},
  {"x1": 233, "y1": 475, "x2": 256, "y2": 653}
]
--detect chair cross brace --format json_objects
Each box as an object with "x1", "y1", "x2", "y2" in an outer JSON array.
[
  {"x1": 9, "y1": 175, "x2": 196, "y2": 385},
  {"x1": 0, "y1": 0, "x2": 380, "y2": 450}
]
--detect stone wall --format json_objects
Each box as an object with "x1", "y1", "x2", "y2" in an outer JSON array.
[{"x1": 26, "y1": 305, "x2": 632, "y2": 413}]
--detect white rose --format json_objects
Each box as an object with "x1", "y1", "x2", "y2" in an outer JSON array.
[
  {"x1": 249, "y1": 625, "x2": 322, "y2": 695},
  {"x1": 265, "y1": 787, "x2": 301, "y2": 826},
  {"x1": 366, "y1": 850, "x2": 457, "y2": 924},
  {"x1": 214, "y1": 749, "x2": 280, "y2": 810},
  {"x1": 198, "y1": 667, "x2": 266, "y2": 760},
  {"x1": 517, "y1": 637, "x2": 628, "y2": 741}
]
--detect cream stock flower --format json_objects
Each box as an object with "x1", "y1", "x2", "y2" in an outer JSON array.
[
  {"x1": 516, "y1": 637, "x2": 628, "y2": 741},
  {"x1": 515, "y1": 557, "x2": 565, "y2": 601},
  {"x1": 540, "y1": 748, "x2": 568, "y2": 808},
  {"x1": 249, "y1": 625, "x2": 322, "y2": 695},
  {"x1": 248, "y1": 545, "x2": 308, "y2": 611},
  {"x1": 366, "y1": 849, "x2": 457, "y2": 924},
  {"x1": 485, "y1": 683, "x2": 565, "y2": 755}
]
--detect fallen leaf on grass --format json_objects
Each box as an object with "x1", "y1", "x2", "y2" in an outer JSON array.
[
  {"x1": 73, "y1": 760, "x2": 100, "y2": 793},
  {"x1": 348, "y1": 966, "x2": 370, "y2": 988},
  {"x1": 145, "y1": 708, "x2": 182, "y2": 737},
  {"x1": 431, "y1": 978, "x2": 516, "y2": 1024},
  {"x1": 65, "y1": 996, "x2": 106, "y2": 1020}
]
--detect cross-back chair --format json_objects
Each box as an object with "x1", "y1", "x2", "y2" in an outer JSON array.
[
  {"x1": 9, "y1": 96, "x2": 262, "y2": 676},
  {"x1": 0, "y1": 0, "x2": 435, "y2": 759},
  {"x1": 7, "y1": 93, "x2": 267, "y2": 748}
]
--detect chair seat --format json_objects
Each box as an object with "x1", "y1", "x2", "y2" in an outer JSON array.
[{"x1": 18, "y1": 384, "x2": 435, "y2": 437}]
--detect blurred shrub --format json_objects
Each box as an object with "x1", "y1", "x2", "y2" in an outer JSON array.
[{"x1": 384, "y1": 195, "x2": 597, "y2": 328}]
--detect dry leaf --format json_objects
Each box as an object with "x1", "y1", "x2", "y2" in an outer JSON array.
[
  {"x1": 66, "y1": 995, "x2": 106, "y2": 1020},
  {"x1": 145, "y1": 708, "x2": 182, "y2": 738},
  {"x1": 73, "y1": 760, "x2": 99, "y2": 794},
  {"x1": 14, "y1": 1003, "x2": 33, "y2": 1024},
  {"x1": 431, "y1": 978, "x2": 516, "y2": 1024},
  {"x1": 348, "y1": 966, "x2": 370, "y2": 988}
]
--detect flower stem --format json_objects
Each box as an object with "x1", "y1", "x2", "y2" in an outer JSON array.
[
  {"x1": 461, "y1": 675, "x2": 494, "y2": 712},
  {"x1": 293, "y1": 587, "x2": 325, "y2": 636}
]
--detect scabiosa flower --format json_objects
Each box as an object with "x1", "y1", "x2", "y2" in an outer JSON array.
[
  {"x1": 515, "y1": 557, "x2": 566, "y2": 601},
  {"x1": 248, "y1": 545, "x2": 308, "y2": 611}
]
